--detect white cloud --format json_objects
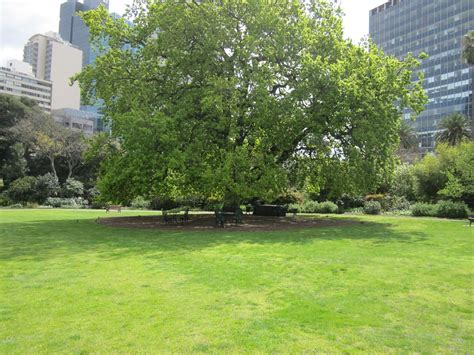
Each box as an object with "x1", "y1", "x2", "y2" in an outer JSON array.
[
  {"x1": 0, "y1": 0, "x2": 129, "y2": 65},
  {"x1": 340, "y1": 0, "x2": 386, "y2": 43}
]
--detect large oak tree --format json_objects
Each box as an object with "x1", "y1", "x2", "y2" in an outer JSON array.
[{"x1": 76, "y1": 0, "x2": 426, "y2": 204}]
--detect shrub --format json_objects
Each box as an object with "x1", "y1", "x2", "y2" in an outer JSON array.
[
  {"x1": 411, "y1": 203, "x2": 436, "y2": 217},
  {"x1": 435, "y1": 200, "x2": 469, "y2": 219},
  {"x1": 390, "y1": 164, "x2": 417, "y2": 201},
  {"x1": 91, "y1": 198, "x2": 107, "y2": 209},
  {"x1": 0, "y1": 193, "x2": 11, "y2": 207},
  {"x1": 8, "y1": 203, "x2": 23, "y2": 209},
  {"x1": 34, "y1": 173, "x2": 60, "y2": 203},
  {"x1": 381, "y1": 195, "x2": 411, "y2": 212},
  {"x1": 288, "y1": 201, "x2": 339, "y2": 214},
  {"x1": 62, "y1": 178, "x2": 84, "y2": 198},
  {"x1": 45, "y1": 197, "x2": 89, "y2": 209},
  {"x1": 316, "y1": 201, "x2": 339, "y2": 214},
  {"x1": 6, "y1": 176, "x2": 37, "y2": 204},
  {"x1": 339, "y1": 194, "x2": 365, "y2": 209},
  {"x1": 300, "y1": 200, "x2": 320, "y2": 213},
  {"x1": 131, "y1": 196, "x2": 150, "y2": 209},
  {"x1": 363, "y1": 201, "x2": 382, "y2": 215}
]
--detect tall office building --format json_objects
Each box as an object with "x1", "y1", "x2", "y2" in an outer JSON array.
[
  {"x1": 59, "y1": 0, "x2": 111, "y2": 113},
  {"x1": 0, "y1": 60, "x2": 53, "y2": 112},
  {"x1": 59, "y1": 0, "x2": 109, "y2": 68},
  {"x1": 23, "y1": 32, "x2": 82, "y2": 110},
  {"x1": 369, "y1": 0, "x2": 473, "y2": 152}
]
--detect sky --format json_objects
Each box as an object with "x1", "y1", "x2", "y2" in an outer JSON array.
[{"x1": 0, "y1": 0, "x2": 385, "y2": 66}]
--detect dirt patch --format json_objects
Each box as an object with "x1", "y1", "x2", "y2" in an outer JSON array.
[{"x1": 97, "y1": 214, "x2": 360, "y2": 231}]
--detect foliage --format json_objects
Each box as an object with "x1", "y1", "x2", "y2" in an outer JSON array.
[
  {"x1": 44, "y1": 197, "x2": 89, "y2": 209},
  {"x1": 338, "y1": 194, "x2": 365, "y2": 209},
  {"x1": 435, "y1": 200, "x2": 469, "y2": 219},
  {"x1": 462, "y1": 30, "x2": 474, "y2": 65},
  {"x1": 435, "y1": 113, "x2": 471, "y2": 146},
  {"x1": 414, "y1": 142, "x2": 474, "y2": 207},
  {"x1": 62, "y1": 178, "x2": 84, "y2": 198},
  {"x1": 381, "y1": 195, "x2": 411, "y2": 212},
  {"x1": 411, "y1": 201, "x2": 469, "y2": 219},
  {"x1": 397, "y1": 120, "x2": 419, "y2": 162},
  {"x1": 82, "y1": 132, "x2": 120, "y2": 186},
  {"x1": 410, "y1": 202, "x2": 437, "y2": 217},
  {"x1": 364, "y1": 194, "x2": 384, "y2": 202},
  {"x1": 130, "y1": 196, "x2": 151, "y2": 209},
  {"x1": 0, "y1": 95, "x2": 40, "y2": 186},
  {"x1": 413, "y1": 153, "x2": 446, "y2": 202},
  {"x1": 5, "y1": 176, "x2": 38, "y2": 204},
  {"x1": 34, "y1": 173, "x2": 60, "y2": 203},
  {"x1": 390, "y1": 164, "x2": 417, "y2": 201},
  {"x1": 289, "y1": 200, "x2": 338, "y2": 214},
  {"x1": 150, "y1": 196, "x2": 179, "y2": 211},
  {"x1": 0, "y1": 192, "x2": 11, "y2": 207},
  {"x1": 271, "y1": 189, "x2": 305, "y2": 205},
  {"x1": 75, "y1": 0, "x2": 427, "y2": 204},
  {"x1": 363, "y1": 201, "x2": 382, "y2": 215},
  {"x1": 0, "y1": 142, "x2": 28, "y2": 185}
]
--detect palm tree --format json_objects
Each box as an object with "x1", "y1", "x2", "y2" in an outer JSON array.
[
  {"x1": 435, "y1": 113, "x2": 471, "y2": 146},
  {"x1": 397, "y1": 120, "x2": 419, "y2": 162}
]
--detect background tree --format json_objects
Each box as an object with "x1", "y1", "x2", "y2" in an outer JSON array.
[
  {"x1": 12, "y1": 112, "x2": 87, "y2": 181},
  {"x1": 462, "y1": 30, "x2": 474, "y2": 65},
  {"x1": 413, "y1": 142, "x2": 474, "y2": 207},
  {"x1": 0, "y1": 95, "x2": 40, "y2": 185},
  {"x1": 76, "y1": 0, "x2": 427, "y2": 204},
  {"x1": 397, "y1": 120, "x2": 419, "y2": 163},
  {"x1": 435, "y1": 113, "x2": 471, "y2": 146}
]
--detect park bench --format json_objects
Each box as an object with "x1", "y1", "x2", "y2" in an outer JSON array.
[
  {"x1": 253, "y1": 204, "x2": 287, "y2": 217},
  {"x1": 162, "y1": 208, "x2": 189, "y2": 224},
  {"x1": 215, "y1": 207, "x2": 243, "y2": 227},
  {"x1": 106, "y1": 205, "x2": 122, "y2": 212},
  {"x1": 469, "y1": 215, "x2": 474, "y2": 227}
]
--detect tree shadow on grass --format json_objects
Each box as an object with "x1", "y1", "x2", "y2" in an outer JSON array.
[{"x1": 0, "y1": 217, "x2": 429, "y2": 262}]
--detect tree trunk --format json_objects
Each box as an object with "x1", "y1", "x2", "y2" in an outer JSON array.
[{"x1": 49, "y1": 156, "x2": 58, "y2": 181}]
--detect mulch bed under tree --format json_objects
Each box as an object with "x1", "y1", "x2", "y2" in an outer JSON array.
[{"x1": 97, "y1": 214, "x2": 360, "y2": 232}]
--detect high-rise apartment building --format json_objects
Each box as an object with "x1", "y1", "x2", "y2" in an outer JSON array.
[
  {"x1": 0, "y1": 60, "x2": 53, "y2": 111},
  {"x1": 59, "y1": 0, "x2": 109, "y2": 68},
  {"x1": 369, "y1": 0, "x2": 473, "y2": 152},
  {"x1": 23, "y1": 32, "x2": 82, "y2": 110}
]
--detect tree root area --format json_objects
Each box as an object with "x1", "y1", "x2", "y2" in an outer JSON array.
[{"x1": 97, "y1": 214, "x2": 360, "y2": 231}]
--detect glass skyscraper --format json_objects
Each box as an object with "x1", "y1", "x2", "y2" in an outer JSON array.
[
  {"x1": 59, "y1": 0, "x2": 109, "y2": 67},
  {"x1": 59, "y1": 0, "x2": 110, "y2": 113},
  {"x1": 369, "y1": 0, "x2": 473, "y2": 153}
]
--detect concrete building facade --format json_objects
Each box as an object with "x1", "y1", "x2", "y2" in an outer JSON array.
[
  {"x1": 23, "y1": 32, "x2": 82, "y2": 111},
  {"x1": 0, "y1": 60, "x2": 52, "y2": 111},
  {"x1": 52, "y1": 108, "x2": 101, "y2": 135},
  {"x1": 369, "y1": 0, "x2": 474, "y2": 153}
]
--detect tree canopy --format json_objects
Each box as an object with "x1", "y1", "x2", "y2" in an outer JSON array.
[
  {"x1": 76, "y1": 0, "x2": 427, "y2": 204},
  {"x1": 462, "y1": 30, "x2": 474, "y2": 65}
]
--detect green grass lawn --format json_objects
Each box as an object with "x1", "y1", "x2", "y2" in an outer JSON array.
[{"x1": 0, "y1": 209, "x2": 472, "y2": 353}]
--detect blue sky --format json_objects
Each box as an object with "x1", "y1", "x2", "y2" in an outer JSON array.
[{"x1": 0, "y1": 0, "x2": 385, "y2": 66}]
